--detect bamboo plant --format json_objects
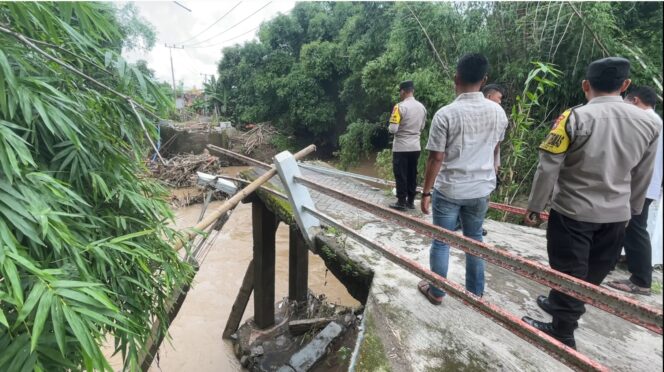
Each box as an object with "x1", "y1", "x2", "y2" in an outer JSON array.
[{"x1": 0, "y1": 3, "x2": 193, "y2": 371}]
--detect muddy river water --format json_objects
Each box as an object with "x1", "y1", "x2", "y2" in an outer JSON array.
[{"x1": 144, "y1": 166, "x2": 360, "y2": 371}]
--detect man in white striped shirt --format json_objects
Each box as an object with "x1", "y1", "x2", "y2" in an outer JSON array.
[{"x1": 607, "y1": 86, "x2": 663, "y2": 295}]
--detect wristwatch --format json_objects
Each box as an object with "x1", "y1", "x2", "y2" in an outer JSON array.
[{"x1": 422, "y1": 191, "x2": 432, "y2": 197}]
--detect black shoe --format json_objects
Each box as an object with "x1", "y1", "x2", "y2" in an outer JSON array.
[
  {"x1": 389, "y1": 201, "x2": 407, "y2": 211},
  {"x1": 407, "y1": 201, "x2": 416, "y2": 210},
  {"x1": 522, "y1": 316, "x2": 576, "y2": 349},
  {"x1": 537, "y1": 295, "x2": 553, "y2": 315},
  {"x1": 482, "y1": 228, "x2": 487, "y2": 236}
]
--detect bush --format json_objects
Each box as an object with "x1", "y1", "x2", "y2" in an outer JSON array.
[{"x1": 337, "y1": 121, "x2": 383, "y2": 169}]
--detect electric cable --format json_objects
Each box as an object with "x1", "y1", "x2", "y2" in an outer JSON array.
[
  {"x1": 183, "y1": 1, "x2": 272, "y2": 47},
  {"x1": 174, "y1": 1, "x2": 242, "y2": 45}
]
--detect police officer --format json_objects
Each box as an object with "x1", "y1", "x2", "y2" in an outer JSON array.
[
  {"x1": 388, "y1": 80, "x2": 427, "y2": 210},
  {"x1": 522, "y1": 57, "x2": 662, "y2": 349}
]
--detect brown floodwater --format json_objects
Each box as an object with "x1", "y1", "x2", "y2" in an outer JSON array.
[
  {"x1": 147, "y1": 199, "x2": 359, "y2": 371},
  {"x1": 105, "y1": 164, "x2": 360, "y2": 371}
]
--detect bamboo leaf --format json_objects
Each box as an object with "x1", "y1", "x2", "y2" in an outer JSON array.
[
  {"x1": 31, "y1": 290, "x2": 53, "y2": 351},
  {"x1": 3, "y1": 259, "x2": 24, "y2": 305},
  {"x1": 0, "y1": 308, "x2": 8, "y2": 328},
  {"x1": 17, "y1": 281, "x2": 45, "y2": 324},
  {"x1": 50, "y1": 300, "x2": 66, "y2": 355},
  {"x1": 62, "y1": 305, "x2": 96, "y2": 358}
]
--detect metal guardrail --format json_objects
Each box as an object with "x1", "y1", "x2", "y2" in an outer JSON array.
[
  {"x1": 303, "y1": 205, "x2": 607, "y2": 372},
  {"x1": 297, "y1": 161, "x2": 549, "y2": 221},
  {"x1": 208, "y1": 146, "x2": 663, "y2": 371},
  {"x1": 207, "y1": 144, "x2": 662, "y2": 334},
  {"x1": 295, "y1": 174, "x2": 663, "y2": 335}
]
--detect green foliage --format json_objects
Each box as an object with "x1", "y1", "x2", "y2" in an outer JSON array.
[
  {"x1": 215, "y1": 1, "x2": 662, "y2": 196},
  {"x1": 375, "y1": 149, "x2": 394, "y2": 182},
  {"x1": 337, "y1": 121, "x2": 382, "y2": 169},
  {"x1": 496, "y1": 62, "x2": 562, "y2": 208},
  {"x1": 0, "y1": 3, "x2": 192, "y2": 371},
  {"x1": 271, "y1": 132, "x2": 297, "y2": 152},
  {"x1": 116, "y1": 3, "x2": 156, "y2": 52}
]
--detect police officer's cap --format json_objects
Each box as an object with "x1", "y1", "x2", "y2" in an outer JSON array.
[
  {"x1": 399, "y1": 80, "x2": 414, "y2": 91},
  {"x1": 586, "y1": 57, "x2": 630, "y2": 81}
]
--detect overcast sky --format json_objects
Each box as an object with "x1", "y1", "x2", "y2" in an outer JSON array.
[{"x1": 123, "y1": 1, "x2": 296, "y2": 89}]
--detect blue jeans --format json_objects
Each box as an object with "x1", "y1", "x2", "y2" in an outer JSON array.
[{"x1": 429, "y1": 189, "x2": 489, "y2": 297}]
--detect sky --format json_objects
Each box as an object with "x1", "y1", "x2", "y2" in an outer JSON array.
[{"x1": 123, "y1": 1, "x2": 296, "y2": 90}]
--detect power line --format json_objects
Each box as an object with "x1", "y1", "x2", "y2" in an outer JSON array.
[
  {"x1": 184, "y1": 26, "x2": 259, "y2": 49},
  {"x1": 173, "y1": 1, "x2": 192, "y2": 12},
  {"x1": 183, "y1": 1, "x2": 272, "y2": 47},
  {"x1": 175, "y1": 1, "x2": 242, "y2": 45}
]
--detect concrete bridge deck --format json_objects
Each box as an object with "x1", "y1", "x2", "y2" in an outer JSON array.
[{"x1": 296, "y1": 163, "x2": 663, "y2": 371}]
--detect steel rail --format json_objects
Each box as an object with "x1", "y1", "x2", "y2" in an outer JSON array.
[
  {"x1": 293, "y1": 160, "x2": 549, "y2": 220},
  {"x1": 297, "y1": 162, "x2": 397, "y2": 187},
  {"x1": 294, "y1": 175, "x2": 663, "y2": 335},
  {"x1": 489, "y1": 201, "x2": 549, "y2": 221},
  {"x1": 205, "y1": 146, "x2": 660, "y2": 333},
  {"x1": 207, "y1": 144, "x2": 271, "y2": 169},
  {"x1": 304, "y1": 205, "x2": 607, "y2": 372}
]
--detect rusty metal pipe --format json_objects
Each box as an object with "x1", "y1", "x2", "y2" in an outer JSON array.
[
  {"x1": 295, "y1": 175, "x2": 663, "y2": 335},
  {"x1": 173, "y1": 145, "x2": 316, "y2": 251},
  {"x1": 304, "y1": 205, "x2": 607, "y2": 372}
]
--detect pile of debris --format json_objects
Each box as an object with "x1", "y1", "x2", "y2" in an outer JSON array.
[
  {"x1": 151, "y1": 149, "x2": 228, "y2": 187},
  {"x1": 232, "y1": 293, "x2": 362, "y2": 372},
  {"x1": 241, "y1": 123, "x2": 277, "y2": 155}
]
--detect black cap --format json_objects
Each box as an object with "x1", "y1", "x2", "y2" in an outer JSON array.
[
  {"x1": 399, "y1": 80, "x2": 414, "y2": 91},
  {"x1": 586, "y1": 57, "x2": 630, "y2": 80}
]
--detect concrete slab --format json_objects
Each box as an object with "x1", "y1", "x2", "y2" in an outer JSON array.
[{"x1": 291, "y1": 163, "x2": 663, "y2": 372}]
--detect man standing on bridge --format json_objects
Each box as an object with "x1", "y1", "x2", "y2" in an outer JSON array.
[
  {"x1": 522, "y1": 57, "x2": 661, "y2": 349},
  {"x1": 418, "y1": 54, "x2": 508, "y2": 303},
  {"x1": 606, "y1": 86, "x2": 663, "y2": 296},
  {"x1": 388, "y1": 80, "x2": 427, "y2": 211}
]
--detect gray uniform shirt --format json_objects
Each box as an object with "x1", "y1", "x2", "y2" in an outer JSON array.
[
  {"x1": 426, "y1": 92, "x2": 508, "y2": 199},
  {"x1": 388, "y1": 96, "x2": 427, "y2": 152},
  {"x1": 528, "y1": 96, "x2": 662, "y2": 223}
]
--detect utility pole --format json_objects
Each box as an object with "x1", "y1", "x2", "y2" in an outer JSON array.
[
  {"x1": 165, "y1": 44, "x2": 184, "y2": 106},
  {"x1": 200, "y1": 73, "x2": 209, "y2": 117}
]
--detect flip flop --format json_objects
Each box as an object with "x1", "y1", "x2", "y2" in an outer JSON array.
[
  {"x1": 418, "y1": 280, "x2": 443, "y2": 305},
  {"x1": 607, "y1": 279, "x2": 651, "y2": 296}
]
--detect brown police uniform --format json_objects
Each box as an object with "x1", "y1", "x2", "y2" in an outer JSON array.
[{"x1": 524, "y1": 57, "x2": 662, "y2": 345}]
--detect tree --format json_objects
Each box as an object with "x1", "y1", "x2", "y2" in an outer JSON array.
[
  {"x1": 213, "y1": 1, "x2": 662, "y2": 182},
  {"x1": 0, "y1": 3, "x2": 192, "y2": 370},
  {"x1": 116, "y1": 3, "x2": 156, "y2": 52}
]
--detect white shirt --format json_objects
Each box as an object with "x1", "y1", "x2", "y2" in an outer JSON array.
[
  {"x1": 646, "y1": 109, "x2": 663, "y2": 200},
  {"x1": 426, "y1": 92, "x2": 508, "y2": 199}
]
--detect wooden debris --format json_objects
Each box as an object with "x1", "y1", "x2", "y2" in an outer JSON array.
[
  {"x1": 150, "y1": 149, "x2": 225, "y2": 187},
  {"x1": 241, "y1": 122, "x2": 276, "y2": 155}
]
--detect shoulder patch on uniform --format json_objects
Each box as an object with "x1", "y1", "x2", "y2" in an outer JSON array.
[
  {"x1": 389, "y1": 104, "x2": 401, "y2": 125},
  {"x1": 539, "y1": 109, "x2": 572, "y2": 154}
]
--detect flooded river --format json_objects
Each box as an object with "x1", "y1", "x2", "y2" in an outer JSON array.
[
  {"x1": 104, "y1": 162, "x2": 366, "y2": 371},
  {"x1": 147, "y1": 191, "x2": 359, "y2": 371}
]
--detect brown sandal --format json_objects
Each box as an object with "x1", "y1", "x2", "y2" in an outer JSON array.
[
  {"x1": 606, "y1": 279, "x2": 651, "y2": 296},
  {"x1": 418, "y1": 280, "x2": 443, "y2": 305}
]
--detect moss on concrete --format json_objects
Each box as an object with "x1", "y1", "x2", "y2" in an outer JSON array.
[
  {"x1": 315, "y1": 235, "x2": 373, "y2": 304},
  {"x1": 356, "y1": 312, "x2": 391, "y2": 372}
]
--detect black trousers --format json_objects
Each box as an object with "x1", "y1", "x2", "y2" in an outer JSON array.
[
  {"x1": 624, "y1": 198, "x2": 653, "y2": 287},
  {"x1": 393, "y1": 151, "x2": 420, "y2": 203},
  {"x1": 546, "y1": 209, "x2": 626, "y2": 335}
]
